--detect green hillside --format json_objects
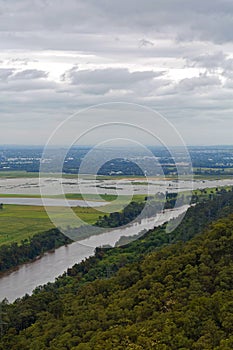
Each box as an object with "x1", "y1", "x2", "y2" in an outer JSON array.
[{"x1": 0, "y1": 194, "x2": 233, "y2": 349}]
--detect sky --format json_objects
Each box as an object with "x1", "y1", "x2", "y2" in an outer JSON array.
[{"x1": 0, "y1": 0, "x2": 233, "y2": 146}]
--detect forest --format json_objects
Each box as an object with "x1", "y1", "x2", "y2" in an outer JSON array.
[
  {"x1": 0, "y1": 189, "x2": 232, "y2": 348},
  {"x1": 0, "y1": 229, "x2": 71, "y2": 273}
]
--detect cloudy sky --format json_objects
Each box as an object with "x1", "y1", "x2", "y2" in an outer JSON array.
[{"x1": 0, "y1": 0, "x2": 233, "y2": 145}]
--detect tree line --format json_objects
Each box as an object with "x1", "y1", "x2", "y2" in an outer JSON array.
[{"x1": 0, "y1": 229, "x2": 71, "y2": 273}]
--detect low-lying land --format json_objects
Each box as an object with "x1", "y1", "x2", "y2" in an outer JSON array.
[
  {"x1": 0, "y1": 194, "x2": 146, "y2": 246},
  {"x1": 0, "y1": 204, "x2": 101, "y2": 246},
  {"x1": 0, "y1": 186, "x2": 231, "y2": 247}
]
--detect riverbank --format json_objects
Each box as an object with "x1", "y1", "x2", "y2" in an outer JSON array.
[{"x1": 0, "y1": 205, "x2": 190, "y2": 302}]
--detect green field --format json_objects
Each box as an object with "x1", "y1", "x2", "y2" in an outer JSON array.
[
  {"x1": 0, "y1": 204, "x2": 53, "y2": 245},
  {"x1": 0, "y1": 204, "x2": 106, "y2": 246},
  {"x1": 0, "y1": 193, "x2": 146, "y2": 246},
  {"x1": 0, "y1": 192, "x2": 146, "y2": 202}
]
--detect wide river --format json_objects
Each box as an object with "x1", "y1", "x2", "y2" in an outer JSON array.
[
  {"x1": 0, "y1": 205, "x2": 189, "y2": 302},
  {"x1": 0, "y1": 177, "x2": 233, "y2": 196}
]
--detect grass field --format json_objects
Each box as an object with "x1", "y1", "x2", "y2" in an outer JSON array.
[
  {"x1": 0, "y1": 193, "x2": 146, "y2": 246},
  {"x1": 0, "y1": 204, "x2": 105, "y2": 246},
  {"x1": 0, "y1": 205, "x2": 53, "y2": 245},
  {"x1": 0, "y1": 192, "x2": 146, "y2": 202}
]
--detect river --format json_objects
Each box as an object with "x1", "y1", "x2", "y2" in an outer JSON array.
[
  {"x1": 0, "y1": 177, "x2": 233, "y2": 196},
  {"x1": 0, "y1": 205, "x2": 189, "y2": 302}
]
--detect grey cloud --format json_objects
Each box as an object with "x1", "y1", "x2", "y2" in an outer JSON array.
[
  {"x1": 0, "y1": 0, "x2": 232, "y2": 50},
  {"x1": 0, "y1": 68, "x2": 53, "y2": 91},
  {"x1": 0, "y1": 68, "x2": 14, "y2": 80},
  {"x1": 12, "y1": 69, "x2": 48, "y2": 80},
  {"x1": 0, "y1": 79, "x2": 56, "y2": 92},
  {"x1": 186, "y1": 52, "x2": 227, "y2": 69},
  {"x1": 185, "y1": 52, "x2": 233, "y2": 82},
  {"x1": 221, "y1": 60, "x2": 233, "y2": 79},
  {"x1": 138, "y1": 39, "x2": 154, "y2": 48},
  {"x1": 178, "y1": 73, "x2": 222, "y2": 91},
  {"x1": 63, "y1": 67, "x2": 166, "y2": 95}
]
